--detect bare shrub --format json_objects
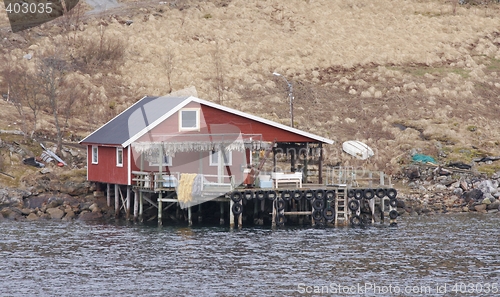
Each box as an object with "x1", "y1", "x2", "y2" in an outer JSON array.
[{"x1": 77, "y1": 26, "x2": 126, "y2": 70}]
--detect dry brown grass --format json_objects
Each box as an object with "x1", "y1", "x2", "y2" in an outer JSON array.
[{"x1": 1, "y1": 0, "x2": 500, "y2": 175}]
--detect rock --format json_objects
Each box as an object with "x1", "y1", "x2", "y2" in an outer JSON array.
[
  {"x1": 40, "y1": 168, "x2": 52, "y2": 174},
  {"x1": 46, "y1": 207, "x2": 65, "y2": 219},
  {"x1": 478, "y1": 180, "x2": 496, "y2": 194},
  {"x1": 488, "y1": 209, "x2": 498, "y2": 214},
  {"x1": 474, "y1": 204, "x2": 487, "y2": 212},
  {"x1": 20, "y1": 208, "x2": 32, "y2": 215},
  {"x1": 69, "y1": 149, "x2": 79, "y2": 157},
  {"x1": 0, "y1": 189, "x2": 24, "y2": 208},
  {"x1": 463, "y1": 189, "x2": 483, "y2": 202},
  {"x1": 26, "y1": 213, "x2": 39, "y2": 221},
  {"x1": 482, "y1": 198, "x2": 491, "y2": 205},
  {"x1": 494, "y1": 192, "x2": 500, "y2": 198},
  {"x1": 462, "y1": 206, "x2": 469, "y2": 212},
  {"x1": 409, "y1": 210, "x2": 418, "y2": 216},
  {"x1": 60, "y1": 181, "x2": 89, "y2": 196},
  {"x1": 453, "y1": 188, "x2": 463, "y2": 196},
  {"x1": 62, "y1": 210, "x2": 75, "y2": 221},
  {"x1": 46, "y1": 197, "x2": 64, "y2": 208},
  {"x1": 435, "y1": 184, "x2": 447, "y2": 191},
  {"x1": 487, "y1": 201, "x2": 500, "y2": 210},
  {"x1": 89, "y1": 203, "x2": 101, "y2": 213},
  {"x1": 78, "y1": 211, "x2": 104, "y2": 221},
  {"x1": 0, "y1": 208, "x2": 22, "y2": 220}
]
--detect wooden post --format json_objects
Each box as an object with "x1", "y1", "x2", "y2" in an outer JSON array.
[
  {"x1": 369, "y1": 172, "x2": 373, "y2": 188},
  {"x1": 271, "y1": 199, "x2": 276, "y2": 227},
  {"x1": 238, "y1": 206, "x2": 242, "y2": 229},
  {"x1": 272, "y1": 147, "x2": 277, "y2": 172},
  {"x1": 304, "y1": 143, "x2": 309, "y2": 184},
  {"x1": 380, "y1": 171, "x2": 384, "y2": 186},
  {"x1": 158, "y1": 192, "x2": 163, "y2": 226},
  {"x1": 188, "y1": 207, "x2": 192, "y2": 226},
  {"x1": 133, "y1": 189, "x2": 139, "y2": 221},
  {"x1": 139, "y1": 191, "x2": 143, "y2": 222},
  {"x1": 229, "y1": 199, "x2": 235, "y2": 228},
  {"x1": 126, "y1": 186, "x2": 131, "y2": 220},
  {"x1": 198, "y1": 204, "x2": 202, "y2": 223},
  {"x1": 114, "y1": 184, "x2": 119, "y2": 218},
  {"x1": 106, "y1": 183, "x2": 111, "y2": 207},
  {"x1": 220, "y1": 202, "x2": 224, "y2": 225},
  {"x1": 318, "y1": 143, "x2": 323, "y2": 185}
]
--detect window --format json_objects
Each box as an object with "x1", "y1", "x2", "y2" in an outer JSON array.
[
  {"x1": 92, "y1": 146, "x2": 98, "y2": 164},
  {"x1": 149, "y1": 155, "x2": 172, "y2": 167},
  {"x1": 116, "y1": 147, "x2": 123, "y2": 167},
  {"x1": 179, "y1": 109, "x2": 199, "y2": 131},
  {"x1": 209, "y1": 150, "x2": 232, "y2": 166}
]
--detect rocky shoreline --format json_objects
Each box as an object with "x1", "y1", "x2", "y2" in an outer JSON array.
[{"x1": 2, "y1": 164, "x2": 500, "y2": 223}]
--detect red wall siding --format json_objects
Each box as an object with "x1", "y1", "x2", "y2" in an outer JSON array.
[{"x1": 87, "y1": 145, "x2": 129, "y2": 185}]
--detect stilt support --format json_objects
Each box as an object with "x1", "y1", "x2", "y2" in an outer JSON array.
[{"x1": 114, "y1": 184, "x2": 119, "y2": 218}]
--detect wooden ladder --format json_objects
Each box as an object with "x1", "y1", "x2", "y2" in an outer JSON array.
[{"x1": 334, "y1": 186, "x2": 348, "y2": 226}]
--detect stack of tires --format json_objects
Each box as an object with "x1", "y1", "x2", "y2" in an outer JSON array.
[{"x1": 347, "y1": 187, "x2": 398, "y2": 227}]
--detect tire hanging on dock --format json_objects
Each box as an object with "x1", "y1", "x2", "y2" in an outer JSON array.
[
  {"x1": 363, "y1": 188, "x2": 375, "y2": 200},
  {"x1": 255, "y1": 190, "x2": 265, "y2": 201},
  {"x1": 266, "y1": 190, "x2": 277, "y2": 201},
  {"x1": 360, "y1": 213, "x2": 371, "y2": 225},
  {"x1": 354, "y1": 189, "x2": 363, "y2": 200},
  {"x1": 348, "y1": 200, "x2": 360, "y2": 211},
  {"x1": 314, "y1": 189, "x2": 325, "y2": 199},
  {"x1": 281, "y1": 190, "x2": 292, "y2": 201},
  {"x1": 230, "y1": 191, "x2": 242, "y2": 203},
  {"x1": 376, "y1": 188, "x2": 386, "y2": 198},
  {"x1": 232, "y1": 203, "x2": 243, "y2": 215},
  {"x1": 292, "y1": 190, "x2": 303, "y2": 201},
  {"x1": 323, "y1": 207, "x2": 335, "y2": 221},
  {"x1": 244, "y1": 190, "x2": 254, "y2": 201},
  {"x1": 312, "y1": 209, "x2": 323, "y2": 221},
  {"x1": 304, "y1": 189, "x2": 314, "y2": 201},
  {"x1": 312, "y1": 198, "x2": 324, "y2": 210},
  {"x1": 347, "y1": 189, "x2": 355, "y2": 198},
  {"x1": 325, "y1": 190, "x2": 336, "y2": 201},
  {"x1": 389, "y1": 199, "x2": 398, "y2": 208},
  {"x1": 276, "y1": 198, "x2": 285, "y2": 211},
  {"x1": 350, "y1": 215, "x2": 362, "y2": 227},
  {"x1": 389, "y1": 209, "x2": 398, "y2": 219},
  {"x1": 387, "y1": 188, "x2": 397, "y2": 200}
]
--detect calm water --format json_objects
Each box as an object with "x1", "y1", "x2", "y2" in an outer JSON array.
[{"x1": 1, "y1": 214, "x2": 499, "y2": 297}]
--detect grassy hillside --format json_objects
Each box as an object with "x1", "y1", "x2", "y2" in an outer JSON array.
[{"x1": 1, "y1": 0, "x2": 500, "y2": 180}]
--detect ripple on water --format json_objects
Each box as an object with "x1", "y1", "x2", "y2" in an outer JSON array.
[{"x1": 1, "y1": 213, "x2": 499, "y2": 296}]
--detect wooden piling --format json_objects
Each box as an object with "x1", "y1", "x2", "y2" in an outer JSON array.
[
  {"x1": 188, "y1": 207, "x2": 192, "y2": 226},
  {"x1": 107, "y1": 183, "x2": 111, "y2": 207},
  {"x1": 271, "y1": 199, "x2": 276, "y2": 227},
  {"x1": 229, "y1": 199, "x2": 235, "y2": 228},
  {"x1": 220, "y1": 202, "x2": 224, "y2": 225},
  {"x1": 139, "y1": 191, "x2": 143, "y2": 222},
  {"x1": 133, "y1": 189, "x2": 139, "y2": 221},
  {"x1": 114, "y1": 184, "x2": 119, "y2": 218},
  {"x1": 126, "y1": 186, "x2": 131, "y2": 220},
  {"x1": 158, "y1": 192, "x2": 163, "y2": 226}
]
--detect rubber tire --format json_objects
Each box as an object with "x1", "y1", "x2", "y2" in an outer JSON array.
[
  {"x1": 276, "y1": 213, "x2": 286, "y2": 226},
  {"x1": 347, "y1": 189, "x2": 355, "y2": 198},
  {"x1": 244, "y1": 190, "x2": 254, "y2": 201},
  {"x1": 348, "y1": 200, "x2": 360, "y2": 211},
  {"x1": 389, "y1": 199, "x2": 398, "y2": 208},
  {"x1": 325, "y1": 190, "x2": 336, "y2": 201},
  {"x1": 232, "y1": 203, "x2": 242, "y2": 215},
  {"x1": 350, "y1": 215, "x2": 362, "y2": 227},
  {"x1": 363, "y1": 188, "x2": 375, "y2": 200},
  {"x1": 314, "y1": 189, "x2": 325, "y2": 200},
  {"x1": 360, "y1": 213, "x2": 371, "y2": 225},
  {"x1": 281, "y1": 190, "x2": 292, "y2": 201},
  {"x1": 255, "y1": 190, "x2": 265, "y2": 201},
  {"x1": 304, "y1": 189, "x2": 314, "y2": 201},
  {"x1": 354, "y1": 189, "x2": 363, "y2": 200},
  {"x1": 312, "y1": 199, "x2": 324, "y2": 210},
  {"x1": 266, "y1": 190, "x2": 277, "y2": 201},
  {"x1": 292, "y1": 190, "x2": 303, "y2": 201},
  {"x1": 387, "y1": 188, "x2": 397, "y2": 200},
  {"x1": 323, "y1": 207, "x2": 335, "y2": 221},
  {"x1": 389, "y1": 210, "x2": 398, "y2": 219},
  {"x1": 312, "y1": 209, "x2": 323, "y2": 221},
  {"x1": 230, "y1": 191, "x2": 242, "y2": 203},
  {"x1": 376, "y1": 188, "x2": 386, "y2": 198},
  {"x1": 276, "y1": 199, "x2": 285, "y2": 211}
]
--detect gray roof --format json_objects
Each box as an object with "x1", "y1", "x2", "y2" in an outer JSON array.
[{"x1": 80, "y1": 96, "x2": 189, "y2": 145}]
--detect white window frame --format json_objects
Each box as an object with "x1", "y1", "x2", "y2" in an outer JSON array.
[
  {"x1": 116, "y1": 147, "x2": 123, "y2": 167},
  {"x1": 92, "y1": 146, "x2": 98, "y2": 164},
  {"x1": 209, "y1": 150, "x2": 232, "y2": 166},
  {"x1": 179, "y1": 108, "x2": 200, "y2": 131},
  {"x1": 149, "y1": 155, "x2": 173, "y2": 167}
]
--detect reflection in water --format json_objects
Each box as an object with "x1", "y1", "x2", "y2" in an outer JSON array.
[{"x1": 1, "y1": 213, "x2": 499, "y2": 296}]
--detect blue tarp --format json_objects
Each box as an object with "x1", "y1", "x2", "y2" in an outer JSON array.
[{"x1": 412, "y1": 154, "x2": 437, "y2": 164}]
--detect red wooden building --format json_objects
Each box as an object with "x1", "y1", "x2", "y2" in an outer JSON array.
[{"x1": 80, "y1": 95, "x2": 334, "y2": 214}]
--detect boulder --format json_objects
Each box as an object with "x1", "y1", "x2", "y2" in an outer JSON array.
[
  {"x1": 435, "y1": 184, "x2": 447, "y2": 191},
  {"x1": 453, "y1": 188, "x2": 463, "y2": 196},
  {"x1": 0, "y1": 207, "x2": 22, "y2": 220},
  {"x1": 474, "y1": 204, "x2": 487, "y2": 212},
  {"x1": 78, "y1": 211, "x2": 104, "y2": 221},
  {"x1": 482, "y1": 198, "x2": 491, "y2": 205},
  {"x1": 487, "y1": 201, "x2": 500, "y2": 210},
  {"x1": 0, "y1": 189, "x2": 25, "y2": 208},
  {"x1": 26, "y1": 213, "x2": 39, "y2": 221},
  {"x1": 478, "y1": 180, "x2": 496, "y2": 194},
  {"x1": 60, "y1": 181, "x2": 89, "y2": 196},
  {"x1": 62, "y1": 210, "x2": 75, "y2": 221},
  {"x1": 46, "y1": 207, "x2": 65, "y2": 219},
  {"x1": 463, "y1": 189, "x2": 483, "y2": 202}
]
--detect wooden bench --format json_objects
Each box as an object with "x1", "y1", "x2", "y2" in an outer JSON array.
[{"x1": 272, "y1": 172, "x2": 303, "y2": 188}]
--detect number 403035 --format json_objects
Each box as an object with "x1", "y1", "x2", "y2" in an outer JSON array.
[{"x1": 5, "y1": 2, "x2": 53, "y2": 14}]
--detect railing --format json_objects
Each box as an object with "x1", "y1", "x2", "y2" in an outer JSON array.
[{"x1": 132, "y1": 171, "x2": 235, "y2": 193}]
